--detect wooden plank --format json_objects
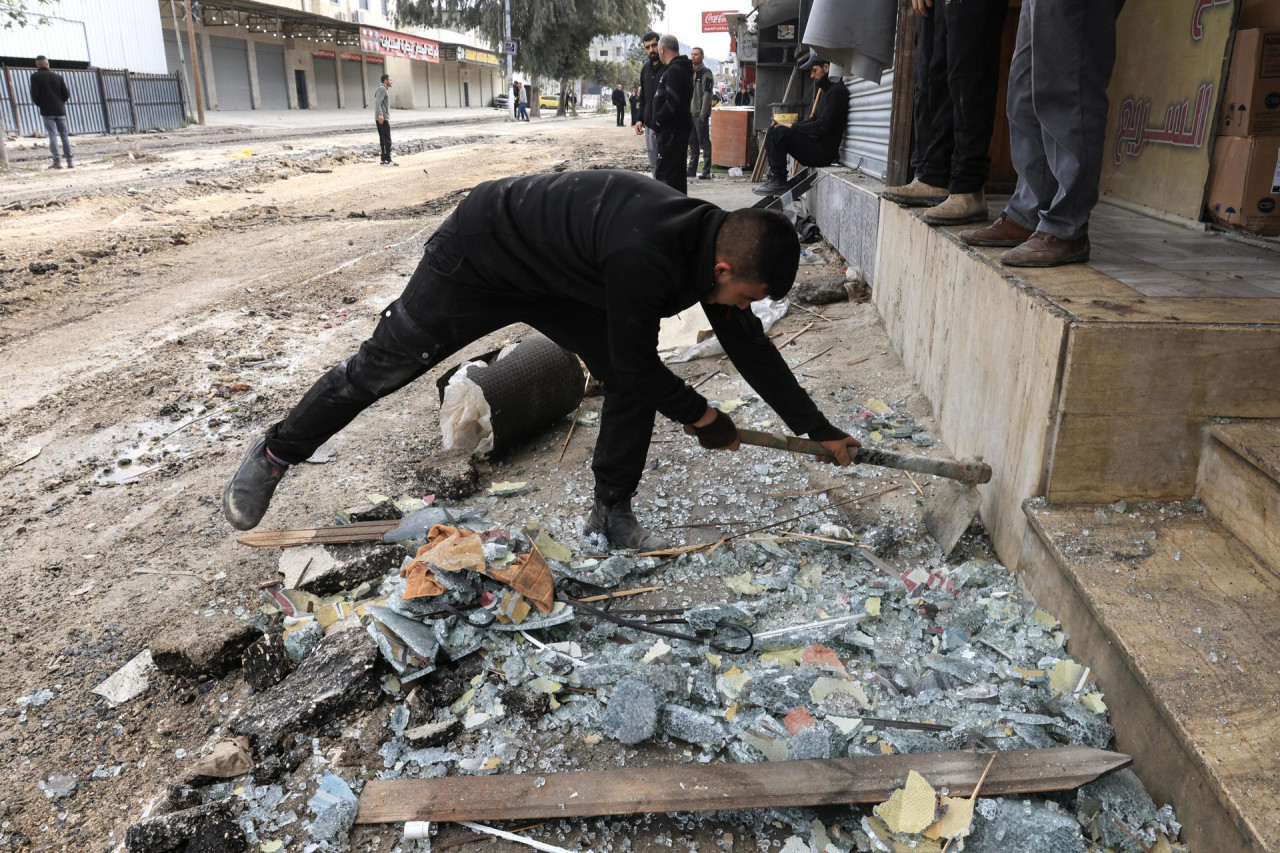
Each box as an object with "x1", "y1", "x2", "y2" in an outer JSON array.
[
  {"x1": 236, "y1": 519, "x2": 398, "y2": 548},
  {"x1": 1045, "y1": 413, "x2": 1203, "y2": 503},
  {"x1": 354, "y1": 747, "x2": 1130, "y2": 825},
  {"x1": 1197, "y1": 422, "x2": 1280, "y2": 567},
  {"x1": 1020, "y1": 504, "x2": 1280, "y2": 852},
  {"x1": 1058, "y1": 323, "x2": 1280, "y2": 417},
  {"x1": 884, "y1": 0, "x2": 917, "y2": 188}
]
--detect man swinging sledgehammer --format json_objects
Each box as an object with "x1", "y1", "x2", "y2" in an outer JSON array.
[{"x1": 222, "y1": 170, "x2": 861, "y2": 549}]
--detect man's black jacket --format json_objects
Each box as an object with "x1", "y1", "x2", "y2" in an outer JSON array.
[
  {"x1": 29, "y1": 68, "x2": 70, "y2": 117},
  {"x1": 454, "y1": 170, "x2": 824, "y2": 434},
  {"x1": 792, "y1": 76, "x2": 849, "y2": 155},
  {"x1": 652, "y1": 54, "x2": 694, "y2": 136},
  {"x1": 638, "y1": 57, "x2": 664, "y2": 125},
  {"x1": 611, "y1": 88, "x2": 626, "y2": 107}
]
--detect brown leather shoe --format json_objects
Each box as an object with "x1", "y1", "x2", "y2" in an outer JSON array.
[
  {"x1": 959, "y1": 212, "x2": 1034, "y2": 247},
  {"x1": 882, "y1": 178, "x2": 949, "y2": 207},
  {"x1": 1000, "y1": 231, "x2": 1090, "y2": 267},
  {"x1": 922, "y1": 191, "x2": 988, "y2": 226}
]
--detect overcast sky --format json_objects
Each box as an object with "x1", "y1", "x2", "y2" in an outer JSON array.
[{"x1": 651, "y1": 0, "x2": 755, "y2": 63}]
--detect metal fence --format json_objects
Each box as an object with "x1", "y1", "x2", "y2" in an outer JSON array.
[{"x1": 0, "y1": 66, "x2": 185, "y2": 136}]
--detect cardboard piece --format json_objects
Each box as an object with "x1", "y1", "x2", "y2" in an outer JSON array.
[
  {"x1": 1206, "y1": 134, "x2": 1280, "y2": 235},
  {"x1": 1220, "y1": 29, "x2": 1280, "y2": 137}
]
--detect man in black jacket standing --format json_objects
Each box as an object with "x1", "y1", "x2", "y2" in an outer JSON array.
[
  {"x1": 29, "y1": 56, "x2": 72, "y2": 169},
  {"x1": 754, "y1": 54, "x2": 848, "y2": 196},
  {"x1": 634, "y1": 32, "x2": 664, "y2": 174},
  {"x1": 651, "y1": 35, "x2": 694, "y2": 193},
  {"x1": 611, "y1": 84, "x2": 627, "y2": 127},
  {"x1": 222, "y1": 171, "x2": 860, "y2": 550}
]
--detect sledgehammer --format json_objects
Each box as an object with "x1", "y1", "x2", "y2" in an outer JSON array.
[{"x1": 730, "y1": 428, "x2": 990, "y2": 555}]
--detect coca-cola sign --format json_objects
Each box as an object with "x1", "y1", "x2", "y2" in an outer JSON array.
[{"x1": 702, "y1": 9, "x2": 732, "y2": 32}]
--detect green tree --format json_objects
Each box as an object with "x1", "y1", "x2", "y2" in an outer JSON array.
[
  {"x1": 587, "y1": 58, "x2": 642, "y2": 93},
  {"x1": 396, "y1": 0, "x2": 661, "y2": 116},
  {"x1": 2, "y1": 0, "x2": 51, "y2": 29}
]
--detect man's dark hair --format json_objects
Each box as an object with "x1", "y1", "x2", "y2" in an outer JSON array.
[
  {"x1": 642, "y1": 31, "x2": 659, "y2": 43},
  {"x1": 35, "y1": 54, "x2": 47, "y2": 62},
  {"x1": 717, "y1": 209, "x2": 800, "y2": 299},
  {"x1": 381, "y1": 73, "x2": 390, "y2": 83}
]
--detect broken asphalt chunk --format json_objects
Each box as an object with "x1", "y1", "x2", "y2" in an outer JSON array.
[
  {"x1": 241, "y1": 631, "x2": 291, "y2": 693},
  {"x1": 152, "y1": 615, "x2": 260, "y2": 679},
  {"x1": 125, "y1": 801, "x2": 245, "y2": 853}
]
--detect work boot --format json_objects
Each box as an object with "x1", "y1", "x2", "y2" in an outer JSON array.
[
  {"x1": 922, "y1": 191, "x2": 988, "y2": 226},
  {"x1": 752, "y1": 171, "x2": 789, "y2": 196},
  {"x1": 959, "y1": 212, "x2": 1035, "y2": 247},
  {"x1": 585, "y1": 496, "x2": 670, "y2": 551},
  {"x1": 698, "y1": 169, "x2": 711, "y2": 180},
  {"x1": 1000, "y1": 231, "x2": 1090, "y2": 267},
  {"x1": 881, "y1": 178, "x2": 948, "y2": 207},
  {"x1": 222, "y1": 436, "x2": 288, "y2": 531}
]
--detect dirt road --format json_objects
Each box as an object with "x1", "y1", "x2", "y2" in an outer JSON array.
[{"x1": 0, "y1": 114, "x2": 947, "y2": 851}]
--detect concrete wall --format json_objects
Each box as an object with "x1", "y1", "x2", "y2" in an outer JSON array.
[{"x1": 806, "y1": 167, "x2": 886, "y2": 285}]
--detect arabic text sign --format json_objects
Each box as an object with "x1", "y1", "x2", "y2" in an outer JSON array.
[
  {"x1": 455, "y1": 46, "x2": 501, "y2": 67},
  {"x1": 702, "y1": 10, "x2": 732, "y2": 32},
  {"x1": 360, "y1": 26, "x2": 440, "y2": 63}
]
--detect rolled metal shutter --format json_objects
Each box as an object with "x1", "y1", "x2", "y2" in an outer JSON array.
[
  {"x1": 367, "y1": 62, "x2": 384, "y2": 103},
  {"x1": 256, "y1": 42, "x2": 289, "y2": 109},
  {"x1": 314, "y1": 57, "x2": 339, "y2": 109},
  {"x1": 163, "y1": 29, "x2": 181, "y2": 74},
  {"x1": 341, "y1": 59, "x2": 364, "y2": 109},
  {"x1": 839, "y1": 70, "x2": 894, "y2": 180},
  {"x1": 209, "y1": 35, "x2": 252, "y2": 110}
]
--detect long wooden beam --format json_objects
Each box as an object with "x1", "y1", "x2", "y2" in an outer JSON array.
[
  {"x1": 236, "y1": 519, "x2": 398, "y2": 548},
  {"x1": 355, "y1": 746, "x2": 1130, "y2": 825}
]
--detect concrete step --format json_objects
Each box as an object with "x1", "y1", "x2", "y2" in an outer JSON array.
[
  {"x1": 1019, "y1": 500, "x2": 1280, "y2": 853},
  {"x1": 1198, "y1": 420, "x2": 1280, "y2": 570}
]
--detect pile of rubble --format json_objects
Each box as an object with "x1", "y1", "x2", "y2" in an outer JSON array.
[{"x1": 89, "y1": 482, "x2": 1192, "y2": 853}]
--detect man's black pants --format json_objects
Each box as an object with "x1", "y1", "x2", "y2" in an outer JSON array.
[
  {"x1": 263, "y1": 215, "x2": 657, "y2": 503},
  {"x1": 764, "y1": 124, "x2": 832, "y2": 176},
  {"x1": 688, "y1": 117, "x2": 711, "y2": 174},
  {"x1": 911, "y1": 0, "x2": 1007, "y2": 193},
  {"x1": 615, "y1": 105, "x2": 625, "y2": 126},
  {"x1": 654, "y1": 126, "x2": 690, "y2": 193},
  {"x1": 376, "y1": 119, "x2": 392, "y2": 163}
]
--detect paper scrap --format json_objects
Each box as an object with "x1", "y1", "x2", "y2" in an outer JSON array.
[{"x1": 874, "y1": 769, "x2": 938, "y2": 834}]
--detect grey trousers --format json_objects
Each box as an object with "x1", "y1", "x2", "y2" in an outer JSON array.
[
  {"x1": 1004, "y1": 0, "x2": 1125, "y2": 240},
  {"x1": 644, "y1": 126, "x2": 659, "y2": 174},
  {"x1": 43, "y1": 116, "x2": 72, "y2": 165}
]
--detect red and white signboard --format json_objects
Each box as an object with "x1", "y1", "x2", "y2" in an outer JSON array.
[
  {"x1": 359, "y1": 26, "x2": 440, "y2": 63},
  {"x1": 702, "y1": 10, "x2": 732, "y2": 32},
  {"x1": 312, "y1": 49, "x2": 336, "y2": 59}
]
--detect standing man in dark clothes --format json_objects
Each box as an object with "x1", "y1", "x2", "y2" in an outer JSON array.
[
  {"x1": 374, "y1": 73, "x2": 397, "y2": 166},
  {"x1": 687, "y1": 47, "x2": 714, "y2": 181},
  {"x1": 754, "y1": 54, "x2": 848, "y2": 196},
  {"x1": 881, "y1": 0, "x2": 1006, "y2": 226},
  {"x1": 634, "y1": 32, "x2": 664, "y2": 175},
  {"x1": 629, "y1": 87, "x2": 640, "y2": 126},
  {"x1": 221, "y1": 171, "x2": 860, "y2": 549},
  {"x1": 29, "y1": 56, "x2": 72, "y2": 169},
  {"x1": 651, "y1": 35, "x2": 694, "y2": 194},
  {"x1": 960, "y1": 0, "x2": 1126, "y2": 267},
  {"x1": 611, "y1": 84, "x2": 627, "y2": 127}
]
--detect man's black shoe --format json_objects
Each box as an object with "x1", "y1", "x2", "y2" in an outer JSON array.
[
  {"x1": 698, "y1": 170, "x2": 711, "y2": 180},
  {"x1": 585, "y1": 496, "x2": 670, "y2": 551},
  {"x1": 222, "y1": 436, "x2": 288, "y2": 531},
  {"x1": 753, "y1": 173, "x2": 789, "y2": 195}
]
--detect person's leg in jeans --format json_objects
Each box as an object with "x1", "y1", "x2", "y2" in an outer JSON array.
[
  {"x1": 915, "y1": 8, "x2": 954, "y2": 191},
  {"x1": 655, "y1": 128, "x2": 688, "y2": 193},
  {"x1": 883, "y1": 11, "x2": 950, "y2": 203},
  {"x1": 53, "y1": 117, "x2": 72, "y2": 166},
  {"x1": 43, "y1": 117, "x2": 61, "y2": 166},
  {"x1": 696, "y1": 117, "x2": 712, "y2": 177},
  {"x1": 644, "y1": 126, "x2": 659, "y2": 174},
  {"x1": 943, "y1": 0, "x2": 1007, "y2": 195},
  {"x1": 377, "y1": 120, "x2": 392, "y2": 163},
  {"x1": 1003, "y1": 0, "x2": 1057, "y2": 231}
]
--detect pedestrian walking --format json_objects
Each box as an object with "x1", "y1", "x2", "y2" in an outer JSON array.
[
  {"x1": 635, "y1": 32, "x2": 664, "y2": 175},
  {"x1": 651, "y1": 35, "x2": 694, "y2": 193},
  {"x1": 960, "y1": 0, "x2": 1126, "y2": 266},
  {"x1": 374, "y1": 73, "x2": 397, "y2": 166},
  {"x1": 687, "y1": 47, "x2": 714, "y2": 180},
  {"x1": 881, "y1": 0, "x2": 1007, "y2": 226},
  {"x1": 611, "y1": 84, "x2": 627, "y2": 127},
  {"x1": 29, "y1": 56, "x2": 72, "y2": 169},
  {"x1": 221, "y1": 171, "x2": 860, "y2": 548}
]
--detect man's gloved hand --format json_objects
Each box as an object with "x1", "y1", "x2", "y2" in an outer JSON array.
[
  {"x1": 684, "y1": 407, "x2": 740, "y2": 450},
  {"x1": 808, "y1": 419, "x2": 861, "y2": 466}
]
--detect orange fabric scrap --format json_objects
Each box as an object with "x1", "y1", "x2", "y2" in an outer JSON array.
[
  {"x1": 487, "y1": 542, "x2": 555, "y2": 613},
  {"x1": 399, "y1": 524, "x2": 485, "y2": 600}
]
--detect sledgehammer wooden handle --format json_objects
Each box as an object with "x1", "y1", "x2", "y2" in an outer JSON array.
[{"x1": 735, "y1": 428, "x2": 992, "y2": 486}]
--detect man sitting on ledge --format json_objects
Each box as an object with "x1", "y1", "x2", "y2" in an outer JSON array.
[{"x1": 754, "y1": 52, "x2": 849, "y2": 196}]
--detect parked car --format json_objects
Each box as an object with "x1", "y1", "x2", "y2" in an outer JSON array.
[
  {"x1": 539, "y1": 92, "x2": 561, "y2": 110},
  {"x1": 492, "y1": 93, "x2": 510, "y2": 110}
]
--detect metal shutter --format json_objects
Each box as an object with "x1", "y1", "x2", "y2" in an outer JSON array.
[
  {"x1": 839, "y1": 70, "x2": 894, "y2": 180},
  {"x1": 163, "y1": 28, "x2": 181, "y2": 74},
  {"x1": 341, "y1": 59, "x2": 364, "y2": 109},
  {"x1": 367, "y1": 62, "x2": 384, "y2": 103},
  {"x1": 256, "y1": 42, "x2": 289, "y2": 109},
  {"x1": 209, "y1": 36, "x2": 252, "y2": 110},
  {"x1": 314, "y1": 57, "x2": 339, "y2": 109}
]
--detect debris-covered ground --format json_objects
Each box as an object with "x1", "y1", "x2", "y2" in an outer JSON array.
[{"x1": 0, "y1": 115, "x2": 1189, "y2": 852}]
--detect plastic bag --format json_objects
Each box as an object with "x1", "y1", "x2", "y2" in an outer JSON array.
[
  {"x1": 439, "y1": 362, "x2": 494, "y2": 453},
  {"x1": 670, "y1": 298, "x2": 790, "y2": 362}
]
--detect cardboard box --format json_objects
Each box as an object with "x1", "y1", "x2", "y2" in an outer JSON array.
[
  {"x1": 1206, "y1": 135, "x2": 1280, "y2": 235},
  {"x1": 1220, "y1": 28, "x2": 1280, "y2": 136},
  {"x1": 1241, "y1": 0, "x2": 1280, "y2": 30}
]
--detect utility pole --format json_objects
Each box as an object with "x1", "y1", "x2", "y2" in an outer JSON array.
[
  {"x1": 168, "y1": 0, "x2": 195, "y2": 122},
  {"x1": 504, "y1": 0, "x2": 513, "y2": 121},
  {"x1": 183, "y1": 0, "x2": 206, "y2": 124}
]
